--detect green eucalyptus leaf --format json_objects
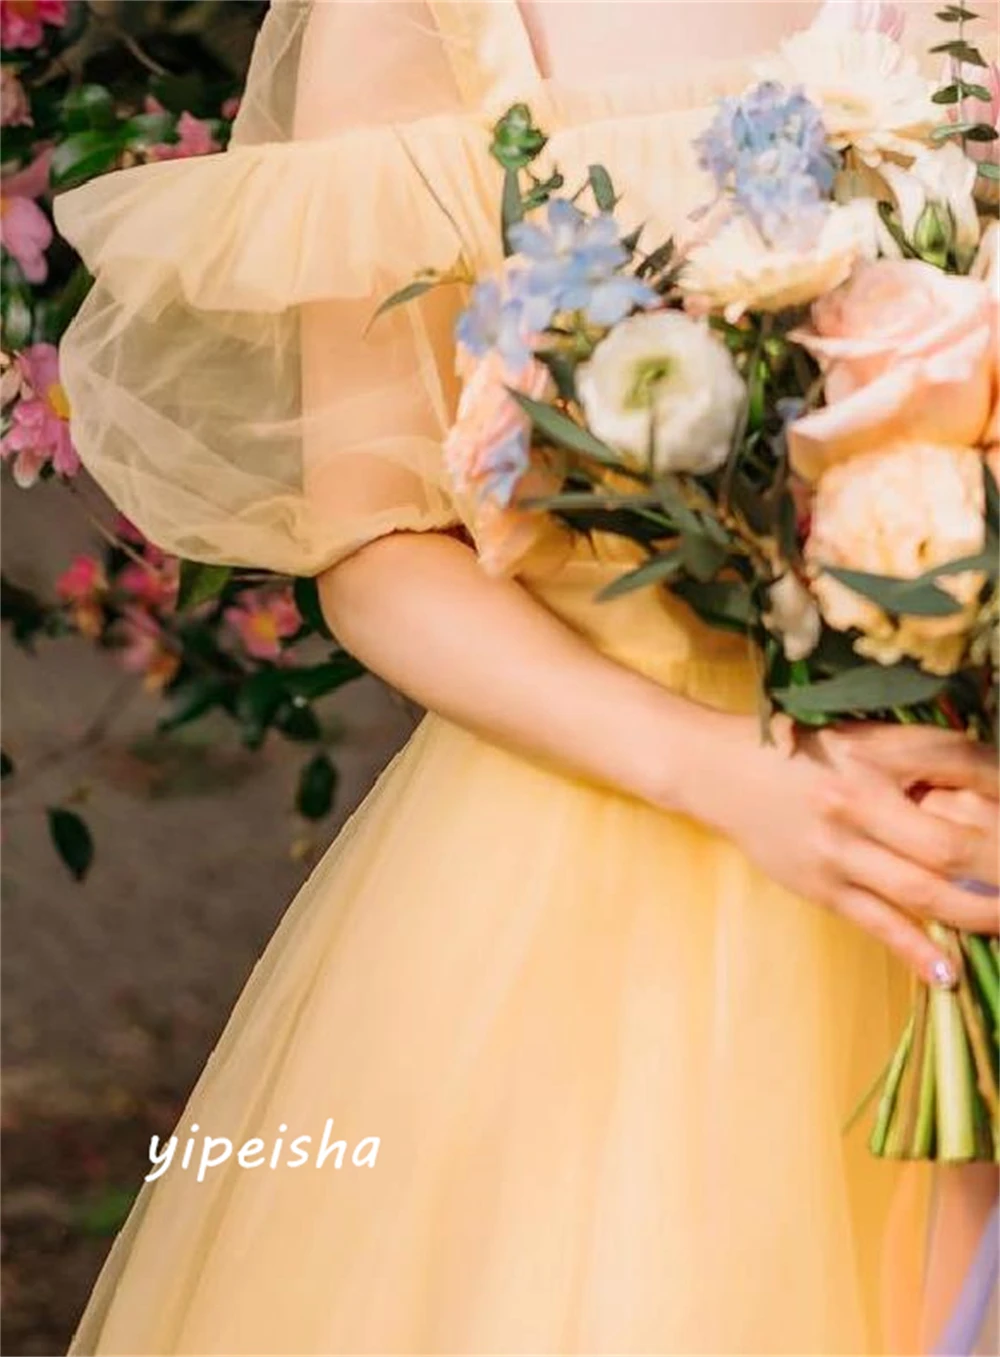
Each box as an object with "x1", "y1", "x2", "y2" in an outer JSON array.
[
  {"x1": 50, "y1": 131, "x2": 121, "y2": 189},
  {"x1": 984, "y1": 460, "x2": 999, "y2": 540},
  {"x1": 930, "y1": 39, "x2": 987, "y2": 66},
  {"x1": 276, "y1": 700, "x2": 322, "y2": 742},
  {"x1": 977, "y1": 161, "x2": 1000, "y2": 181},
  {"x1": 773, "y1": 664, "x2": 946, "y2": 718},
  {"x1": 47, "y1": 807, "x2": 94, "y2": 882},
  {"x1": 507, "y1": 391, "x2": 623, "y2": 465},
  {"x1": 597, "y1": 549, "x2": 685, "y2": 601},
  {"x1": 176, "y1": 561, "x2": 232, "y2": 611},
  {"x1": 368, "y1": 278, "x2": 438, "y2": 329},
  {"x1": 673, "y1": 578, "x2": 755, "y2": 632},
  {"x1": 587, "y1": 163, "x2": 616, "y2": 211},
  {"x1": 297, "y1": 752, "x2": 337, "y2": 820},
  {"x1": 823, "y1": 566, "x2": 964, "y2": 617},
  {"x1": 935, "y1": 7, "x2": 981, "y2": 22},
  {"x1": 932, "y1": 84, "x2": 962, "y2": 104},
  {"x1": 535, "y1": 349, "x2": 579, "y2": 403},
  {"x1": 236, "y1": 668, "x2": 285, "y2": 748}
]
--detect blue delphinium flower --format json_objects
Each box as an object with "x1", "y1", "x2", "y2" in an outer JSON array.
[
  {"x1": 476, "y1": 429, "x2": 531, "y2": 507},
  {"x1": 695, "y1": 81, "x2": 837, "y2": 246},
  {"x1": 455, "y1": 278, "x2": 535, "y2": 372},
  {"x1": 508, "y1": 199, "x2": 657, "y2": 326}
]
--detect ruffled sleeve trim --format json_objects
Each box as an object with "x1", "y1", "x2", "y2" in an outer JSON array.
[{"x1": 53, "y1": 116, "x2": 500, "y2": 316}]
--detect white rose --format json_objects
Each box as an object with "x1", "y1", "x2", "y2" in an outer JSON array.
[
  {"x1": 879, "y1": 143, "x2": 981, "y2": 261},
  {"x1": 756, "y1": 23, "x2": 935, "y2": 165},
  {"x1": 576, "y1": 311, "x2": 745, "y2": 477},
  {"x1": 763, "y1": 572, "x2": 822, "y2": 662},
  {"x1": 681, "y1": 202, "x2": 871, "y2": 322}
]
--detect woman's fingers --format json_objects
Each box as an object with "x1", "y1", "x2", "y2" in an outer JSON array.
[
  {"x1": 834, "y1": 885, "x2": 959, "y2": 986},
  {"x1": 920, "y1": 788, "x2": 999, "y2": 888},
  {"x1": 834, "y1": 769, "x2": 986, "y2": 881},
  {"x1": 843, "y1": 836, "x2": 1000, "y2": 935},
  {"x1": 821, "y1": 723, "x2": 1000, "y2": 800}
]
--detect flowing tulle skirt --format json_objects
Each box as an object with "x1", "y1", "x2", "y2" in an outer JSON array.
[{"x1": 68, "y1": 548, "x2": 990, "y2": 1355}]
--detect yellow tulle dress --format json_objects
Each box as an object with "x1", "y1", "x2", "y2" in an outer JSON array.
[{"x1": 51, "y1": 2, "x2": 996, "y2": 1353}]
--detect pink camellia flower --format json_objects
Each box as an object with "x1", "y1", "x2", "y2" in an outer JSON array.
[
  {"x1": 0, "y1": 343, "x2": 79, "y2": 486},
  {"x1": 0, "y1": 0, "x2": 69, "y2": 51},
  {"x1": 1, "y1": 145, "x2": 54, "y2": 282},
  {"x1": 223, "y1": 589, "x2": 300, "y2": 661},
  {"x1": 143, "y1": 98, "x2": 221, "y2": 162},
  {"x1": 56, "y1": 554, "x2": 107, "y2": 640},
  {"x1": 789, "y1": 259, "x2": 995, "y2": 480},
  {"x1": 116, "y1": 606, "x2": 180, "y2": 692},
  {"x1": 0, "y1": 193, "x2": 51, "y2": 281},
  {"x1": 814, "y1": 0, "x2": 906, "y2": 41},
  {"x1": 1, "y1": 66, "x2": 31, "y2": 126},
  {"x1": 118, "y1": 556, "x2": 180, "y2": 612}
]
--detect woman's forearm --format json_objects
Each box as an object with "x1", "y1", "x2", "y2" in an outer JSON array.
[{"x1": 317, "y1": 530, "x2": 724, "y2": 812}]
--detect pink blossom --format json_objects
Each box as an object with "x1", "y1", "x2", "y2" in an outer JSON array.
[
  {"x1": 220, "y1": 94, "x2": 241, "y2": 122},
  {"x1": 814, "y1": 0, "x2": 906, "y2": 40},
  {"x1": 0, "y1": 0, "x2": 69, "y2": 51},
  {"x1": 223, "y1": 590, "x2": 300, "y2": 661},
  {"x1": 56, "y1": 554, "x2": 106, "y2": 602},
  {"x1": 1, "y1": 66, "x2": 31, "y2": 126},
  {"x1": 143, "y1": 98, "x2": 221, "y2": 162},
  {"x1": 118, "y1": 556, "x2": 179, "y2": 612},
  {"x1": 0, "y1": 343, "x2": 79, "y2": 486},
  {"x1": 0, "y1": 194, "x2": 51, "y2": 281},
  {"x1": 2, "y1": 144, "x2": 53, "y2": 199},
  {"x1": 116, "y1": 606, "x2": 180, "y2": 692}
]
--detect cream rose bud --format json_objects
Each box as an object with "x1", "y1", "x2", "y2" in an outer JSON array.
[
  {"x1": 806, "y1": 441, "x2": 989, "y2": 676},
  {"x1": 576, "y1": 312, "x2": 745, "y2": 476},
  {"x1": 763, "y1": 572, "x2": 822, "y2": 662}
]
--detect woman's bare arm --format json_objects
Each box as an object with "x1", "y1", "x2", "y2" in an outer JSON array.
[{"x1": 319, "y1": 530, "x2": 998, "y2": 983}]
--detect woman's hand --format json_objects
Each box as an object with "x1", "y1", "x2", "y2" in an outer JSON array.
[
  {"x1": 917, "y1": 787, "x2": 999, "y2": 889},
  {"x1": 676, "y1": 713, "x2": 1000, "y2": 986}
]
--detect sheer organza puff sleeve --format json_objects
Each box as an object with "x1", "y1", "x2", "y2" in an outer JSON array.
[{"x1": 53, "y1": 0, "x2": 494, "y2": 577}]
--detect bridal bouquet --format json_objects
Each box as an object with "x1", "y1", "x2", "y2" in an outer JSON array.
[{"x1": 387, "y1": 2, "x2": 1000, "y2": 1160}]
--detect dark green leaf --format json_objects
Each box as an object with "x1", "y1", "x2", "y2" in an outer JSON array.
[
  {"x1": 1, "y1": 287, "x2": 33, "y2": 349},
  {"x1": 673, "y1": 578, "x2": 756, "y2": 632},
  {"x1": 1, "y1": 749, "x2": 14, "y2": 779},
  {"x1": 275, "y1": 700, "x2": 322, "y2": 742},
  {"x1": 73, "y1": 1186, "x2": 136, "y2": 1237},
  {"x1": 47, "y1": 807, "x2": 94, "y2": 882},
  {"x1": 930, "y1": 39, "x2": 987, "y2": 66},
  {"x1": 587, "y1": 163, "x2": 616, "y2": 211},
  {"x1": 822, "y1": 567, "x2": 958, "y2": 617},
  {"x1": 297, "y1": 752, "x2": 337, "y2": 820},
  {"x1": 679, "y1": 533, "x2": 728, "y2": 582},
  {"x1": 50, "y1": 132, "x2": 121, "y2": 189},
  {"x1": 596, "y1": 550, "x2": 685, "y2": 600},
  {"x1": 984, "y1": 461, "x2": 999, "y2": 540},
  {"x1": 935, "y1": 6, "x2": 980, "y2": 21},
  {"x1": 501, "y1": 166, "x2": 525, "y2": 256},
  {"x1": 773, "y1": 664, "x2": 946, "y2": 718},
  {"x1": 963, "y1": 124, "x2": 999, "y2": 141},
  {"x1": 621, "y1": 224, "x2": 644, "y2": 254},
  {"x1": 236, "y1": 669, "x2": 285, "y2": 748},
  {"x1": 508, "y1": 391, "x2": 623, "y2": 466},
  {"x1": 368, "y1": 278, "x2": 438, "y2": 329},
  {"x1": 284, "y1": 652, "x2": 365, "y2": 701},
  {"x1": 932, "y1": 84, "x2": 962, "y2": 104},
  {"x1": 176, "y1": 560, "x2": 232, "y2": 611},
  {"x1": 158, "y1": 676, "x2": 229, "y2": 732},
  {"x1": 293, "y1": 576, "x2": 333, "y2": 639},
  {"x1": 536, "y1": 348, "x2": 579, "y2": 403},
  {"x1": 958, "y1": 81, "x2": 993, "y2": 100},
  {"x1": 522, "y1": 489, "x2": 660, "y2": 513},
  {"x1": 636, "y1": 238, "x2": 675, "y2": 281},
  {"x1": 119, "y1": 112, "x2": 175, "y2": 147},
  {"x1": 61, "y1": 85, "x2": 116, "y2": 132}
]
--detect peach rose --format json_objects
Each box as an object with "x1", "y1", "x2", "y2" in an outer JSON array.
[
  {"x1": 445, "y1": 347, "x2": 556, "y2": 577},
  {"x1": 805, "y1": 441, "x2": 991, "y2": 675},
  {"x1": 971, "y1": 222, "x2": 999, "y2": 449},
  {"x1": 789, "y1": 259, "x2": 995, "y2": 481}
]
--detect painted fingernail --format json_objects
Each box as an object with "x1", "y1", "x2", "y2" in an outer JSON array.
[{"x1": 931, "y1": 957, "x2": 958, "y2": 989}]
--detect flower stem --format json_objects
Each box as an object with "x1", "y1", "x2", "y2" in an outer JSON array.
[
  {"x1": 870, "y1": 1015, "x2": 914, "y2": 1155},
  {"x1": 929, "y1": 923, "x2": 978, "y2": 1160},
  {"x1": 912, "y1": 1016, "x2": 936, "y2": 1158}
]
